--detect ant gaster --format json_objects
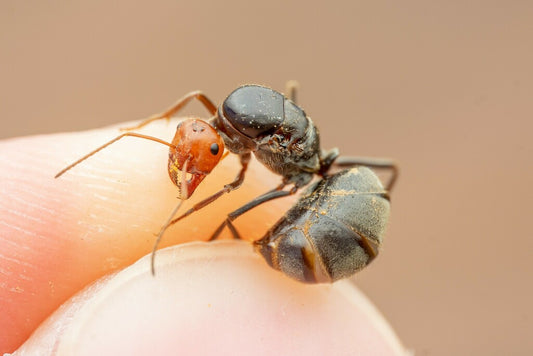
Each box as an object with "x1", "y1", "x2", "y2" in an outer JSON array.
[
  {"x1": 255, "y1": 166, "x2": 390, "y2": 283},
  {"x1": 55, "y1": 82, "x2": 397, "y2": 283}
]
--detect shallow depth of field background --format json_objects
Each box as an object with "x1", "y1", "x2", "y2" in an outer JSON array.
[{"x1": 1, "y1": 1, "x2": 531, "y2": 355}]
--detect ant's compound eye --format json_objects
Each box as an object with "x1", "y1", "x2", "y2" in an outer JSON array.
[{"x1": 210, "y1": 143, "x2": 220, "y2": 155}]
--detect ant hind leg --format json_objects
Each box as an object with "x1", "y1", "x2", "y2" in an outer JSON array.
[
  {"x1": 209, "y1": 220, "x2": 243, "y2": 241},
  {"x1": 333, "y1": 156, "x2": 399, "y2": 192},
  {"x1": 209, "y1": 186, "x2": 297, "y2": 241}
]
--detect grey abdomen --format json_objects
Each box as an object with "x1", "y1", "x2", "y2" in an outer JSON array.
[{"x1": 254, "y1": 167, "x2": 390, "y2": 283}]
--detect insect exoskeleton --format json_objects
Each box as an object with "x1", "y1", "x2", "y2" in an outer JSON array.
[
  {"x1": 254, "y1": 167, "x2": 390, "y2": 283},
  {"x1": 55, "y1": 82, "x2": 397, "y2": 279}
]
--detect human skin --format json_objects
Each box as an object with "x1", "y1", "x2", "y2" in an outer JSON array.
[{"x1": 0, "y1": 121, "x2": 407, "y2": 355}]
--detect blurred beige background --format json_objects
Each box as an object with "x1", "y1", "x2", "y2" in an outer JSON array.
[{"x1": 1, "y1": 1, "x2": 531, "y2": 355}]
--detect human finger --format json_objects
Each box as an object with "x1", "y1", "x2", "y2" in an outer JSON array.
[
  {"x1": 14, "y1": 241, "x2": 408, "y2": 356},
  {"x1": 0, "y1": 120, "x2": 292, "y2": 352}
]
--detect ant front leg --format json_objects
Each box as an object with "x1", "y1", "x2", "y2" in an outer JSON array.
[
  {"x1": 149, "y1": 153, "x2": 251, "y2": 274},
  {"x1": 333, "y1": 156, "x2": 399, "y2": 192},
  {"x1": 209, "y1": 185, "x2": 298, "y2": 241},
  {"x1": 121, "y1": 91, "x2": 218, "y2": 131},
  {"x1": 164, "y1": 152, "x2": 252, "y2": 226}
]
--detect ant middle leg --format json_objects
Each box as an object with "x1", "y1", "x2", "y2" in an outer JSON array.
[
  {"x1": 333, "y1": 156, "x2": 399, "y2": 192},
  {"x1": 121, "y1": 91, "x2": 217, "y2": 131},
  {"x1": 209, "y1": 185, "x2": 298, "y2": 241}
]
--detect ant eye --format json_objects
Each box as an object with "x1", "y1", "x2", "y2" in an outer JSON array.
[{"x1": 210, "y1": 143, "x2": 219, "y2": 155}]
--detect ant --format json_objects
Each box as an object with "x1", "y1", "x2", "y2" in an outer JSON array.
[{"x1": 55, "y1": 82, "x2": 397, "y2": 282}]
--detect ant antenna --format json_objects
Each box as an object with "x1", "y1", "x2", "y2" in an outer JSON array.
[
  {"x1": 55, "y1": 132, "x2": 175, "y2": 178},
  {"x1": 150, "y1": 158, "x2": 189, "y2": 275}
]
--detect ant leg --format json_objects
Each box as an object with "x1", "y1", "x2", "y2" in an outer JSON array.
[
  {"x1": 209, "y1": 186, "x2": 298, "y2": 241},
  {"x1": 55, "y1": 132, "x2": 175, "y2": 178},
  {"x1": 120, "y1": 91, "x2": 217, "y2": 131},
  {"x1": 285, "y1": 80, "x2": 300, "y2": 103},
  {"x1": 225, "y1": 220, "x2": 243, "y2": 240},
  {"x1": 165, "y1": 153, "x2": 252, "y2": 226},
  {"x1": 208, "y1": 183, "x2": 285, "y2": 239},
  {"x1": 333, "y1": 156, "x2": 399, "y2": 192}
]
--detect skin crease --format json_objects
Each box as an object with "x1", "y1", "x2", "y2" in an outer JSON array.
[{"x1": 0, "y1": 120, "x2": 407, "y2": 355}]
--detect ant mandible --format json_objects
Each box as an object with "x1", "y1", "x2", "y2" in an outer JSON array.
[{"x1": 55, "y1": 81, "x2": 398, "y2": 281}]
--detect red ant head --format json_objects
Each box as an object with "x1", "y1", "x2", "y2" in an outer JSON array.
[{"x1": 168, "y1": 119, "x2": 225, "y2": 199}]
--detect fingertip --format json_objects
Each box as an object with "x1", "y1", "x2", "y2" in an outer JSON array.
[
  {"x1": 2, "y1": 121, "x2": 292, "y2": 351},
  {"x1": 17, "y1": 241, "x2": 407, "y2": 356}
]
